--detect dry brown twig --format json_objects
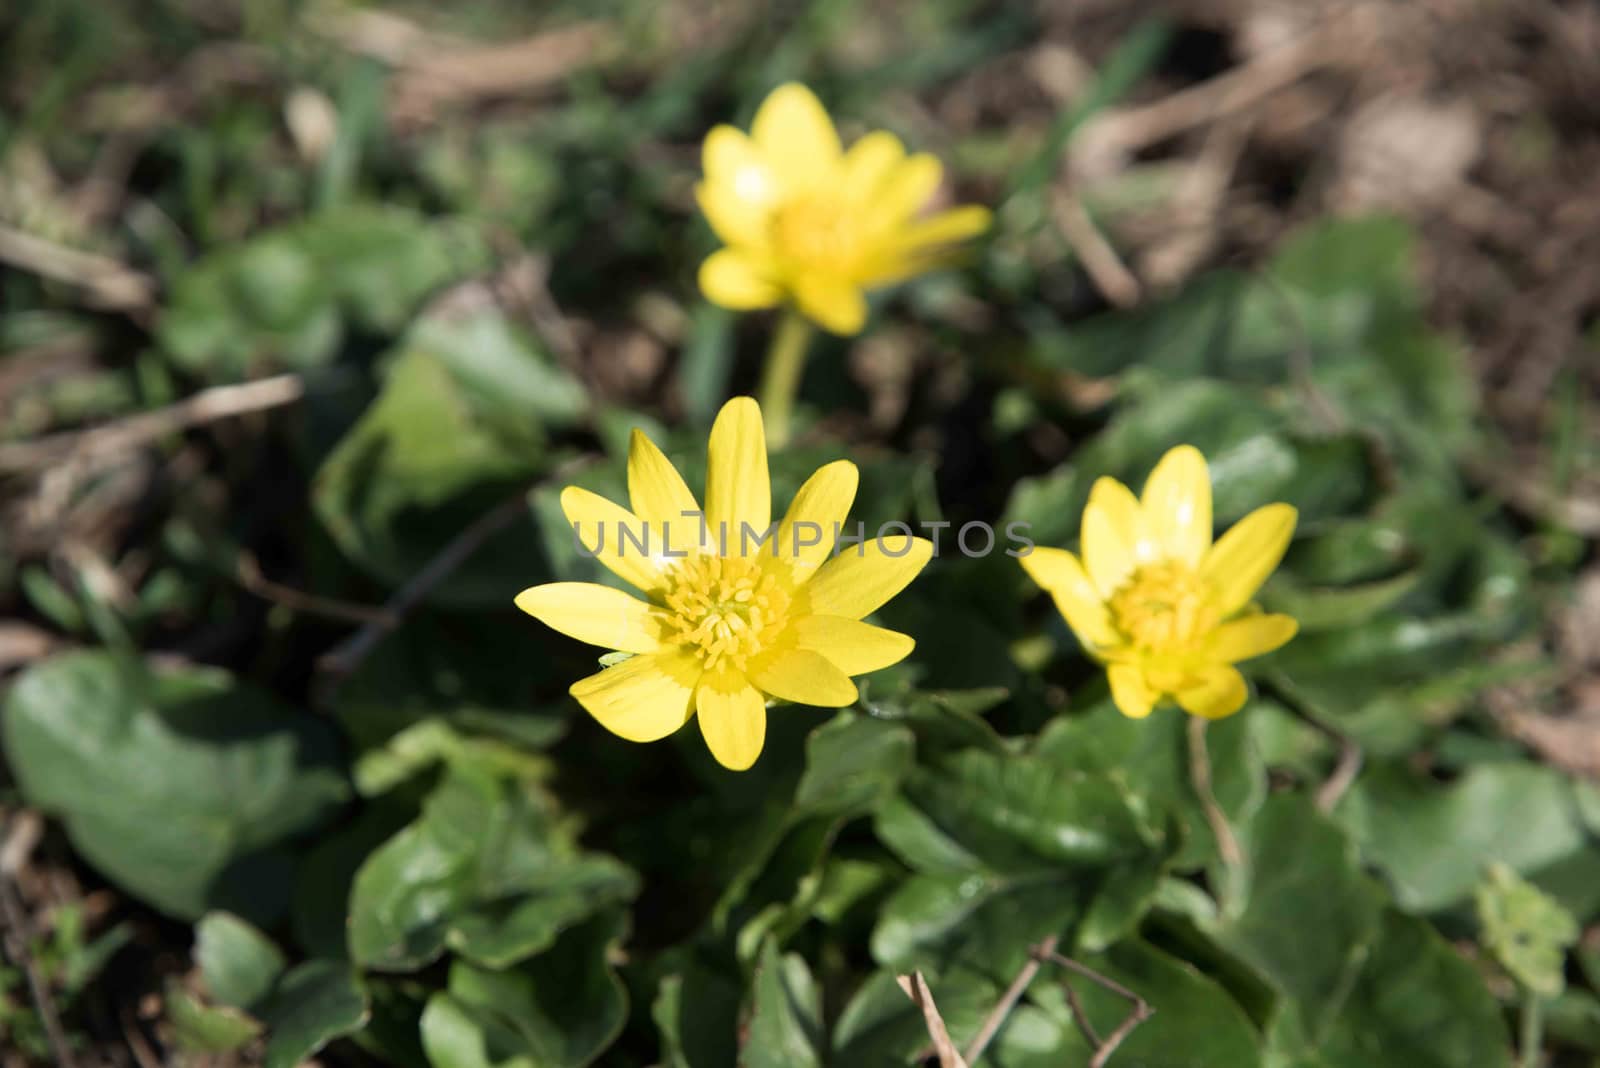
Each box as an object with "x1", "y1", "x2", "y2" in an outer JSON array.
[
  {"x1": 912, "y1": 935, "x2": 1154, "y2": 1068},
  {"x1": 308, "y1": 4, "x2": 612, "y2": 125},
  {"x1": 897, "y1": 972, "x2": 970, "y2": 1068},
  {"x1": 1465, "y1": 455, "x2": 1600, "y2": 538},
  {"x1": 1049, "y1": 189, "x2": 1142, "y2": 308},
  {"x1": 0, "y1": 224, "x2": 156, "y2": 313},
  {"x1": 316, "y1": 455, "x2": 597, "y2": 693},
  {"x1": 1038, "y1": 947, "x2": 1155, "y2": 1068},
  {"x1": 963, "y1": 934, "x2": 1059, "y2": 1063},
  {"x1": 0, "y1": 373, "x2": 304, "y2": 475},
  {"x1": 1188, "y1": 716, "x2": 1245, "y2": 878},
  {"x1": 1139, "y1": 115, "x2": 1254, "y2": 290},
  {"x1": 236, "y1": 551, "x2": 397, "y2": 627},
  {"x1": 1072, "y1": 12, "x2": 1355, "y2": 178}
]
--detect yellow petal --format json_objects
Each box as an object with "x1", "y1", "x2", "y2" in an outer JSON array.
[
  {"x1": 1202, "y1": 503, "x2": 1298, "y2": 615},
  {"x1": 1108, "y1": 663, "x2": 1160, "y2": 719},
  {"x1": 570, "y1": 651, "x2": 700, "y2": 742},
  {"x1": 696, "y1": 185, "x2": 769, "y2": 251},
  {"x1": 703, "y1": 126, "x2": 777, "y2": 198},
  {"x1": 793, "y1": 615, "x2": 914, "y2": 676},
  {"x1": 793, "y1": 274, "x2": 867, "y2": 335},
  {"x1": 1175, "y1": 666, "x2": 1249, "y2": 720},
  {"x1": 750, "y1": 83, "x2": 841, "y2": 189},
  {"x1": 749, "y1": 648, "x2": 858, "y2": 706},
  {"x1": 699, "y1": 126, "x2": 778, "y2": 246},
  {"x1": 897, "y1": 205, "x2": 992, "y2": 249},
  {"x1": 514, "y1": 582, "x2": 666, "y2": 654},
  {"x1": 628, "y1": 429, "x2": 704, "y2": 555},
  {"x1": 704, "y1": 397, "x2": 771, "y2": 550},
  {"x1": 776, "y1": 460, "x2": 859, "y2": 578},
  {"x1": 874, "y1": 153, "x2": 942, "y2": 221},
  {"x1": 805, "y1": 534, "x2": 933, "y2": 619},
  {"x1": 560, "y1": 485, "x2": 667, "y2": 594},
  {"x1": 1017, "y1": 546, "x2": 1116, "y2": 650},
  {"x1": 1140, "y1": 445, "x2": 1212, "y2": 567},
  {"x1": 840, "y1": 130, "x2": 906, "y2": 202},
  {"x1": 859, "y1": 206, "x2": 991, "y2": 285},
  {"x1": 699, "y1": 248, "x2": 782, "y2": 310},
  {"x1": 696, "y1": 672, "x2": 766, "y2": 771},
  {"x1": 1207, "y1": 613, "x2": 1297, "y2": 663},
  {"x1": 1082, "y1": 476, "x2": 1157, "y2": 598}
]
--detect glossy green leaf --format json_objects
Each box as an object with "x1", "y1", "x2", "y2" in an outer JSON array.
[
  {"x1": 832, "y1": 968, "x2": 994, "y2": 1065},
  {"x1": 420, "y1": 910, "x2": 629, "y2": 1068},
  {"x1": 792, "y1": 712, "x2": 915, "y2": 817},
  {"x1": 196, "y1": 911, "x2": 286, "y2": 1010},
  {"x1": 1340, "y1": 761, "x2": 1588, "y2": 912},
  {"x1": 1201, "y1": 795, "x2": 1383, "y2": 1042},
  {"x1": 743, "y1": 940, "x2": 824, "y2": 1068},
  {"x1": 1, "y1": 652, "x2": 346, "y2": 923},
  {"x1": 348, "y1": 763, "x2": 637, "y2": 971},
  {"x1": 1034, "y1": 696, "x2": 1265, "y2": 869},
  {"x1": 872, "y1": 747, "x2": 1167, "y2": 978},
  {"x1": 312, "y1": 347, "x2": 545, "y2": 606},
  {"x1": 259, "y1": 960, "x2": 371, "y2": 1068},
  {"x1": 159, "y1": 206, "x2": 487, "y2": 379},
  {"x1": 992, "y1": 940, "x2": 1265, "y2": 1068},
  {"x1": 652, "y1": 959, "x2": 743, "y2": 1068},
  {"x1": 1286, "y1": 910, "x2": 1512, "y2": 1068},
  {"x1": 165, "y1": 983, "x2": 262, "y2": 1053}
]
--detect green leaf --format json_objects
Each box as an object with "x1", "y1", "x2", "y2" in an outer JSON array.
[
  {"x1": 419, "y1": 994, "x2": 495, "y2": 1068},
  {"x1": 259, "y1": 960, "x2": 371, "y2": 1068},
  {"x1": 405, "y1": 313, "x2": 586, "y2": 433},
  {"x1": 1035, "y1": 696, "x2": 1265, "y2": 869},
  {"x1": 652, "y1": 960, "x2": 743, "y2": 1068},
  {"x1": 1201, "y1": 795, "x2": 1384, "y2": 1043},
  {"x1": 832, "y1": 968, "x2": 994, "y2": 1065},
  {"x1": 165, "y1": 982, "x2": 262, "y2": 1053},
  {"x1": 743, "y1": 940, "x2": 824, "y2": 1068},
  {"x1": 1340, "y1": 761, "x2": 1588, "y2": 912},
  {"x1": 312, "y1": 347, "x2": 545, "y2": 606},
  {"x1": 1, "y1": 652, "x2": 347, "y2": 923},
  {"x1": 348, "y1": 763, "x2": 637, "y2": 971},
  {"x1": 994, "y1": 940, "x2": 1265, "y2": 1068},
  {"x1": 1290, "y1": 910, "x2": 1512, "y2": 1068},
  {"x1": 872, "y1": 869, "x2": 1086, "y2": 982},
  {"x1": 871, "y1": 748, "x2": 1166, "y2": 978},
  {"x1": 159, "y1": 206, "x2": 488, "y2": 380},
  {"x1": 420, "y1": 911, "x2": 629, "y2": 1068},
  {"x1": 879, "y1": 749, "x2": 1159, "y2": 876},
  {"x1": 1475, "y1": 862, "x2": 1579, "y2": 998},
  {"x1": 792, "y1": 712, "x2": 915, "y2": 818},
  {"x1": 195, "y1": 911, "x2": 286, "y2": 1010}
]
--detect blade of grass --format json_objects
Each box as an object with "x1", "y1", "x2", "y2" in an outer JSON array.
[{"x1": 1007, "y1": 18, "x2": 1173, "y2": 204}]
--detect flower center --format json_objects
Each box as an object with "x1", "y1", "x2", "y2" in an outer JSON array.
[
  {"x1": 1107, "y1": 561, "x2": 1220, "y2": 652},
  {"x1": 661, "y1": 554, "x2": 792, "y2": 674},
  {"x1": 769, "y1": 194, "x2": 859, "y2": 271}
]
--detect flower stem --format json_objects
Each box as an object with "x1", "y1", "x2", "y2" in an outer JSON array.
[
  {"x1": 1518, "y1": 991, "x2": 1543, "y2": 1068},
  {"x1": 757, "y1": 308, "x2": 813, "y2": 450},
  {"x1": 1187, "y1": 715, "x2": 1245, "y2": 913}
]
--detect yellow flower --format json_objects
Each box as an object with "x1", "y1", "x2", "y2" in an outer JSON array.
[
  {"x1": 1021, "y1": 446, "x2": 1299, "y2": 720},
  {"x1": 515, "y1": 397, "x2": 932, "y2": 770},
  {"x1": 695, "y1": 82, "x2": 991, "y2": 336}
]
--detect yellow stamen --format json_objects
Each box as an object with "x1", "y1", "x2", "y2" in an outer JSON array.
[
  {"x1": 770, "y1": 195, "x2": 859, "y2": 271},
  {"x1": 661, "y1": 554, "x2": 791, "y2": 673},
  {"x1": 1107, "y1": 561, "x2": 1220, "y2": 653}
]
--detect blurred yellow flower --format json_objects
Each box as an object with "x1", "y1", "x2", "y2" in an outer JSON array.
[
  {"x1": 695, "y1": 82, "x2": 991, "y2": 335},
  {"x1": 516, "y1": 397, "x2": 931, "y2": 770},
  {"x1": 1021, "y1": 446, "x2": 1298, "y2": 720}
]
